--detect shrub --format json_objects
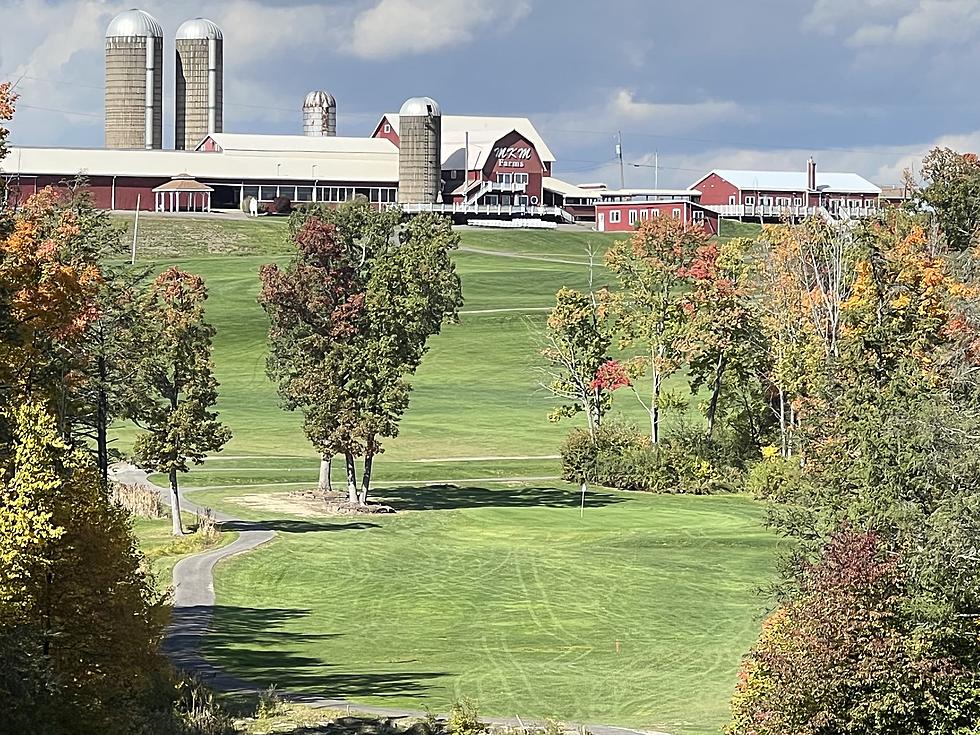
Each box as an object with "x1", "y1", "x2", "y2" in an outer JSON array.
[
  {"x1": 256, "y1": 683, "x2": 282, "y2": 718},
  {"x1": 112, "y1": 482, "x2": 166, "y2": 518},
  {"x1": 561, "y1": 422, "x2": 740, "y2": 494},
  {"x1": 263, "y1": 196, "x2": 292, "y2": 215},
  {"x1": 560, "y1": 422, "x2": 648, "y2": 486},
  {"x1": 447, "y1": 698, "x2": 486, "y2": 735},
  {"x1": 173, "y1": 675, "x2": 235, "y2": 735},
  {"x1": 745, "y1": 456, "x2": 803, "y2": 502}
]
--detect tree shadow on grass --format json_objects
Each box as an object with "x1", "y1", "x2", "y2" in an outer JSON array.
[
  {"x1": 218, "y1": 520, "x2": 381, "y2": 534},
  {"x1": 377, "y1": 484, "x2": 625, "y2": 511},
  {"x1": 168, "y1": 605, "x2": 444, "y2": 709}
]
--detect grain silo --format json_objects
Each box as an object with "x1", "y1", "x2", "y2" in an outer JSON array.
[
  {"x1": 175, "y1": 18, "x2": 224, "y2": 150},
  {"x1": 397, "y1": 96, "x2": 442, "y2": 205},
  {"x1": 105, "y1": 8, "x2": 163, "y2": 149},
  {"x1": 303, "y1": 91, "x2": 336, "y2": 137}
]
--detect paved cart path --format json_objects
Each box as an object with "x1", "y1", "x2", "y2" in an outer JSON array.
[{"x1": 110, "y1": 463, "x2": 668, "y2": 735}]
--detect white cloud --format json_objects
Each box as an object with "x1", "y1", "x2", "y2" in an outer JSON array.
[
  {"x1": 805, "y1": 0, "x2": 980, "y2": 47},
  {"x1": 341, "y1": 0, "x2": 531, "y2": 59}
]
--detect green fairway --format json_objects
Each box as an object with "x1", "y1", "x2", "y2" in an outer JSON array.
[
  {"x1": 109, "y1": 218, "x2": 775, "y2": 734},
  {"x1": 194, "y1": 483, "x2": 776, "y2": 735},
  {"x1": 111, "y1": 225, "x2": 681, "y2": 467}
]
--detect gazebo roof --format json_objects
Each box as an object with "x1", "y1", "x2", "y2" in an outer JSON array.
[{"x1": 153, "y1": 175, "x2": 214, "y2": 193}]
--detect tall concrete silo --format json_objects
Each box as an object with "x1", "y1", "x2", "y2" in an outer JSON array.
[
  {"x1": 105, "y1": 8, "x2": 163, "y2": 149},
  {"x1": 175, "y1": 18, "x2": 224, "y2": 150},
  {"x1": 303, "y1": 91, "x2": 336, "y2": 137},
  {"x1": 397, "y1": 96, "x2": 442, "y2": 205}
]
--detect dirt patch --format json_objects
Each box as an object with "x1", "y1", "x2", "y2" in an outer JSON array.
[{"x1": 226, "y1": 490, "x2": 395, "y2": 518}]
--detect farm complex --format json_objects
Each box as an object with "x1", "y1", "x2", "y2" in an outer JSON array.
[{"x1": 1, "y1": 8, "x2": 886, "y2": 229}]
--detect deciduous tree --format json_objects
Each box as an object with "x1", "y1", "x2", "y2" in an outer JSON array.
[
  {"x1": 261, "y1": 203, "x2": 461, "y2": 505},
  {"x1": 604, "y1": 217, "x2": 707, "y2": 443},
  {"x1": 128, "y1": 267, "x2": 231, "y2": 535}
]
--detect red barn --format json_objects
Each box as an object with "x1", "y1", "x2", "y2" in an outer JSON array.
[
  {"x1": 691, "y1": 160, "x2": 881, "y2": 219},
  {"x1": 372, "y1": 113, "x2": 556, "y2": 210}
]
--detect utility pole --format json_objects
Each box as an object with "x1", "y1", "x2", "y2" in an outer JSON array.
[{"x1": 616, "y1": 131, "x2": 625, "y2": 189}]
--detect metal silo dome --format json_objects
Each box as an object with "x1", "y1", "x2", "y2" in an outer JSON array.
[
  {"x1": 304, "y1": 90, "x2": 336, "y2": 108},
  {"x1": 399, "y1": 96, "x2": 441, "y2": 117},
  {"x1": 106, "y1": 8, "x2": 163, "y2": 38},
  {"x1": 176, "y1": 17, "x2": 223, "y2": 40}
]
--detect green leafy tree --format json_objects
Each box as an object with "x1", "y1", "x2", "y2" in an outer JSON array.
[
  {"x1": 262, "y1": 202, "x2": 461, "y2": 505},
  {"x1": 729, "y1": 531, "x2": 980, "y2": 735},
  {"x1": 917, "y1": 146, "x2": 980, "y2": 252},
  {"x1": 0, "y1": 403, "x2": 169, "y2": 734},
  {"x1": 128, "y1": 267, "x2": 231, "y2": 535},
  {"x1": 604, "y1": 216, "x2": 707, "y2": 444}
]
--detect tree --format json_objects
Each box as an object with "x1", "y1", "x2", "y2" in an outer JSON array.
[
  {"x1": 0, "y1": 81, "x2": 14, "y2": 216},
  {"x1": 0, "y1": 188, "x2": 104, "y2": 452},
  {"x1": 260, "y1": 214, "x2": 369, "y2": 499},
  {"x1": 604, "y1": 217, "x2": 707, "y2": 444},
  {"x1": 261, "y1": 202, "x2": 461, "y2": 505},
  {"x1": 731, "y1": 208, "x2": 980, "y2": 733},
  {"x1": 540, "y1": 246, "x2": 613, "y2": 440},
  {"x1": 917, "y1": 146, "x2": 980, "y2": 252},
  {"x1": 728, "y1": 531, "x2": 980, "y2": 735},
  {"x1": 0, "y1": 402, "x2": 169, "y2": 734},
  {"x1": 128, "y1": 267, "x2": 231, "y2": 535}
]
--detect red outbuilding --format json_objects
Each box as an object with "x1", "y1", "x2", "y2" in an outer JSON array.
[{"x1": 595, "y1": 199, "x2": 719, "y2": 234}]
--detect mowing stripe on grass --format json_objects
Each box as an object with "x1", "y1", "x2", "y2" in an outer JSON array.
[{"x1": 189, "y1": 475, "x2": 561, "y2": 491}]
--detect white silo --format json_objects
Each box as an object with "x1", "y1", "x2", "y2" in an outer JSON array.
[
  {"x1": 105, "y1": 8, "x2": 164, "y2": 149},
  {"x1": 175, "y1": 18, "x2": 224, "y2": 150},
  {"x1": 397, "y1": 96, "x2": 442, "y2": 205},
  {"x1": 303, "y1": 91, "x2": 336, "y2": 137}
]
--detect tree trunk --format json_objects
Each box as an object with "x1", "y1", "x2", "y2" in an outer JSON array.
[
  {"x1": 344, "y1": 452, "x2": 358, "y2": 505},
  {"x1": 778, "y1": 388, "x2": 788, "y2": 459},
  {"x1": 651, "y1": 369, "x2": 662, "y2": 445},
  {"x1": 705, "y1": 353, "x2": 727, "y2": 440},
  {"x1": 318, "y1": 454, "x2": 333, "y2": 495},
  {"x1": 359, "y1": 453, "x2": 373, "y2": 506},
  {"x1": 96, "y1": 353, "x2": 110, "y2": 486},
  {"x1": 169, "y1": 468, "x2": 184, "y2": 536}
]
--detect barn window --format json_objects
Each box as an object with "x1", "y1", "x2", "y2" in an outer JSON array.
[
  {"x1": 745, "y1": 196, "x2": 755, "y2": 206},
  {"x1": 629, "y1": 210, "x2": 638, "y2": 225},
  {"x1": 609, "y1": 210, "x2": 621, "y2": 223},
  {"x1": 639, "y1": 209, "x2": 649, "y2": 221},
  {"x1": 672, "y1": 208, "x2": 681, "y2": 219},
  {"x1": 383, "y1": 123, "x2": 391, "y2": 134},
  {"x1": 692, "y1": 210, "x2": 704, "y2": 222}
]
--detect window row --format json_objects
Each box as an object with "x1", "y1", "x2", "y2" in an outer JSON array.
[
  {"x1": 495, "y1": 173, "x2": 529, "y2": 185},
  {"x1": 610, "y1": 207, "x2": 687, "y2": 224},
  {"x1": 242, "y1": 185, "x2": 397, "y2": 203}
]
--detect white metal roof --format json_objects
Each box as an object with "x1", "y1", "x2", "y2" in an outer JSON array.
[
  {"x1": 106, "y1": 8, "x2": 163, "y2": 38},
  {"x1": 304, "y1": 90, "x2": 336, "y2": 108},
  {"x1": 176, "y1": 18, "x2": 223, "y2": 40},
  {"x1": 701, "y1": 169, "x2": 881, "y2": 194},
  {"x1": 199, "y1": 133, "x2": 397, "y2": 157},
  {"x1": 598, "y1": 188, "x2": 702, "y2": 198},
  {"x1": 543, "y1": 177, "x2": 601, "y2": 200},
  {"x1": 399, "y1": 96, "x2": 441, "y2": 117},
  {"x1": 381, "y1": 113, "x2": 556, "y2": 163},
  {"x1": 3, "y1": 146, "x2": 398, "y2": 183}
]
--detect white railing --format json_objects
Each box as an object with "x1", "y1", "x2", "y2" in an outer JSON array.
[
  {"x1": 709, "y1": 204, "x2": 880, "y2": 219},
  {"x1": 402, "y1": 202, "x2": 572, "y2": 221},
  {"x1": 488, "y1": 181, "x2": 528, "y2": 193}
]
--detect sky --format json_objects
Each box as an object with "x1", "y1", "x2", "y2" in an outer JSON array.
[{"x1": 2, "y1": 0, "x2": 980, "y2": 188}]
